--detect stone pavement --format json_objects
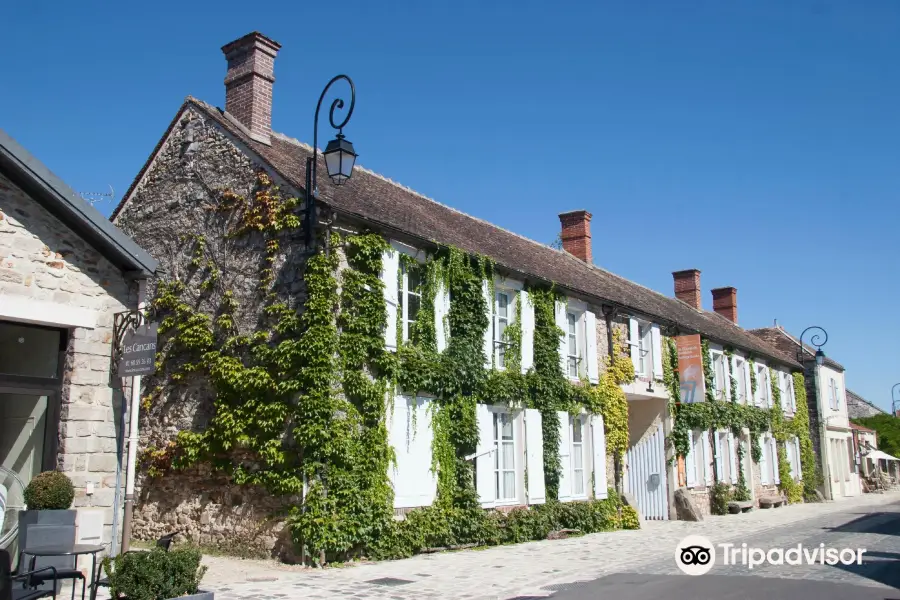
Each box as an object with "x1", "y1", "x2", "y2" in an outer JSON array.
[{"x1": 190, "y1": 491, "x2": 900, "y2": 600}]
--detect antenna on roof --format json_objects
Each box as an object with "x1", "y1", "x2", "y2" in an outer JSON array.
[{"x1": 79, "y1": 184, "x2": 115, "y2": 207}]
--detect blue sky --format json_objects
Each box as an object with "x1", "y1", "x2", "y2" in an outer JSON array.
[{"x1": 3, "y1": 1, "x2": 898, "y2": 411}]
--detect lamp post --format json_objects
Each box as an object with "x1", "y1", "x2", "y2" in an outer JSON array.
[
  {"x1": 892, "y1": 383, "x2": 900, "y2": 417},
  {"x1": 797, "y1": 326, "x2": 829, "y2": 498},
  {"x1": 304, "y1": 75, "x2": 359, "y2": 249},
  {"x1": 797, "y1": 326, "x2": 827, "y2": 367}
]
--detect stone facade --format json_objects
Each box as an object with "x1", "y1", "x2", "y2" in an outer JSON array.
[
  {"x1": 846, "y1": 389, "x2": 886, "y2": 419},
  {"x1": 0, "y1": 172, "x2": 135, "y2": 546},
  {"x1": 113, "y1": 107, "x2": 309, "y2": 553}
]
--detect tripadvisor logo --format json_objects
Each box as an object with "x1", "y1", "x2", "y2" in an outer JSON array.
[{"x1": 675, "y1": 535, "x2": 867, "y2": 575}]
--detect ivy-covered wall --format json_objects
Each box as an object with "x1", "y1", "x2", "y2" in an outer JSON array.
[{"x1": 114, "y1": 109, "x2": 639, "y2": 563}]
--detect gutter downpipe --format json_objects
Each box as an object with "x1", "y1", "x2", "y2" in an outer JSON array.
[{"x1": 120, "y1": 279, "x2": 148, "y2": 553}]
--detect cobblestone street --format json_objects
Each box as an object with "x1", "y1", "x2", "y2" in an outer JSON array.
[{"x1": 187, "y1": 491, "x2": 900, "y2": 599}]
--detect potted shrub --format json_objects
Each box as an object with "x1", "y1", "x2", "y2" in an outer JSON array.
[
  {"x1": 103, "y1": 547, "x2": 211, "y2": 600},
  {"x1": 19, "y1": 471, "x2": 77, "y2": 554}
]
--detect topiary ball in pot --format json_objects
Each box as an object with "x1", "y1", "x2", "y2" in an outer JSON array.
[{"x1": 24, "y1": 471, "x2": 75, "y2": 510}]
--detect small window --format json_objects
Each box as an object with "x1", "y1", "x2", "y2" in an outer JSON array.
[
  {"x1": 567, "y1": 312, "x2": 580, "y2": 379},
  {"x1": 712, "y1": 352, "x2": 726, "y2": 400},
  {"x1": 494, "y1": 291, "x2": 512, "y2": 369},
  {"x1": 493, "y1": 412, "x2": 517, "y2": 501},
  {"x1": 571, "y1": 416, "x2": 586, "y2": 496},
  {"x1": 399, "y1": 263, "x2": 421, "y2": 344},
  {"x1": 637, "y1": 322, "x2": 653, "y2": 378},
  {"x1": 757, "y1": 365, "x2": 771, "y2": 407},
  {"x1": 735, "y1": 358, "x2": 748, "y2": 403}
]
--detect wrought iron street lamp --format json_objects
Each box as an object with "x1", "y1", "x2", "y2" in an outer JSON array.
[
  {"x1": 797, "y1": 326, "x2": 827, "y2": 367},
  {"x1": 304, "y1": 75, "x2": 358, "y2": 248}
]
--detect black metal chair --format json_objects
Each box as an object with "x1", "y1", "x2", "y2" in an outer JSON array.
[
  {"x1": 90, "y1": 532, "x2": 181, "y2": 600},
  {"x1": 1, "y1": 549, "x2": 57, "y2": 600}
]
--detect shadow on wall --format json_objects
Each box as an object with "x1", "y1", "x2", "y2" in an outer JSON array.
[{"x1": 135, "y1": 465, "x2": 299, "y2": 561}]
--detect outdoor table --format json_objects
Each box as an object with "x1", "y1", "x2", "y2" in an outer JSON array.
[{"x1": 21, "y1": 544, "x2": 105, "y2": 600}]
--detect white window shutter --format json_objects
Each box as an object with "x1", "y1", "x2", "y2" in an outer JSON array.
[
  {"x1": 476, "y1": 404, "x2": 496, "y2": 507},
  {"x1": 381, "y1": 247, "x2": 399, "y2": 351},
  {"x1": 585, "y1": 310, "x2": 599, "y2": 384},
  {"x1": 714, "y1": 431, "x2": 724, "y2": 484},
  {"x1": 685, "y1": 431, "x2": 697, "y2": 487},
  {"x1": 795, "y1": 438, "x2": 802, "y2": 480},
  {"x1": 520, "y1": 290, "x2": 534, "y2": 373},
  {"x1": 482, "y1": 280, "x2": 493, "y2": 369},
  {"x1": 590, "y1": 414, "x2": 608, "y2": 499},
  {"x1": 727, "y1": 431, "x2": 737, "y2": 484},
  {"x1": 703, "y1": 431, "x2": 713, "y2": 485},
  {"x1": 744, "y1": 361, "x2": 752, "y2": 405},
  {"x1": 629, "y1": 318, "x2": 640, "y2": 372},
  {"x1": 769, "y1": 438, "x2": 781, "y2": 483},
  {"x1": 556, "y1": 411, "x2": 572, "y2": 501},
  {"x1": 388, "y1": 396, "x2": 438, "y2": 508},
  {"x1": 555, "y1": 301, "x2": 568, "y2": 376},
  {"x1": 524, "y1": 408, "x2": 546, "y2": 504},
  {"x1": 650, "y1": 324, "x2": 663, "y2": 381},
  {"x1": 759, "y1": 435, "x2": 770, "y2": 485},
  {"x1": 434, "y1": 281, "x2": 450, "y2": 353},
  {"x1": 786, "y1": 439, "x2": 795, "y2": 479}
]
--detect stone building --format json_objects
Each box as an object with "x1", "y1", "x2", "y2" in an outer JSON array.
[
  {"x1": 0, "y1": 129, "x2": 157, "y2": 552},
  {"x1": 846, "y1": 389, "x2": 887, "y2": 420},
  {"x1": 110, "y1": 31, "x2": 807, "y2": 556}
]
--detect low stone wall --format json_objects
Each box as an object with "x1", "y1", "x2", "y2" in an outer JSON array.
[{"x1": 133, "y1": 466, "x2": 296, "y2": 560}]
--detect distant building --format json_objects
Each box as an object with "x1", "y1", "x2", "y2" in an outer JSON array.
[{"x1": 846, "y1": 389, "x2": 887, "y2": 420}]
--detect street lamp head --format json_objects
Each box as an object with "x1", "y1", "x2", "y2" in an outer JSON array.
[
  {"x1": 814, "y1": 349, "x2": 825, "y2": 367},
  {"x1": 323, "y1": 134, "x2": 357, "y2": 185}
]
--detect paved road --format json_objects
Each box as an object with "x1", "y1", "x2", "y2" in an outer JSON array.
[
  {"x1": 545, "y1": 500, "x2": 900, "y2": 600},
  {"x1": 108, "y1": 491, "x2": 896, "y2": 600}
]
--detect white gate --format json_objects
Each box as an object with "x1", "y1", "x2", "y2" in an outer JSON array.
[{"x1": 625, "y1": 421, "x2": 669, "y2": 520}]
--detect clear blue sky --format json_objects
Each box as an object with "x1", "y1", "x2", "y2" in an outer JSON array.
[{"x1": 4, "y1": 1, "x2": 898, "y2": 411}]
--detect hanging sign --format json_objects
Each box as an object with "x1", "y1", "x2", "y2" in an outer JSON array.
[
  {"x1": 116, "y1": 323, "x2": 158, "y2": 376},
  {"x1": 676, "y1": 334, "x2": 705, "y2": 404}
]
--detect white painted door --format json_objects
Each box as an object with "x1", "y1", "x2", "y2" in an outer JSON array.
[{"x1": 625, "y1": 422, "x2": 669, "y2": 520}]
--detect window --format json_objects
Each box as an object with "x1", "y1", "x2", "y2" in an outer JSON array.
[
  {"x1": 712, "y1": 352, "x2": 727, "y2": 400},
  {"x1": 494, "y1": 291, "x2": 512, "y2": 369},
  {"x1": 571, "y1": 416, "x2": 586, "y2": 496},
  {"x1": 828, "y1": 378, "x2": 841, "y2": 410},
  {"x1": 834, "y1": 379, "x2": 842, "y2": 411},
  {"x1": 717, "y1": 431, "x2": 732, "y2": 483},
  {"x1": 494, "y1": 412, "x2": 517, "y2": 501},
  {"x1": 566, "y1": 312, "x2": 581, "y2": 379},
  {"x1": 756, "y1": 364, "x2": 771, "y2": 407},
  {"x1": 637, "y1": 322, "x2": 653, "y2": 378},
  {"x1": 399, "y1": 263, "x2": 421, "y2": 344},
  {"x1": 735, "y1": 357, "x2": 748, "y2": 403},
  {"x1": 783, "y1": 372, "x2": 795, "y2": 414}
]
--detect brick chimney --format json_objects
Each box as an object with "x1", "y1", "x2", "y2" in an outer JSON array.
[
  {"x1": 558, "y1": 210, "x2": 592, "y2": 263},
  {"x1": 711, "y1": 287, "x2": 738, "y2": 323},
  {"x1": 672, "y1": 269, "x2": 701, "y2": 310},
  {"x1": 222, "y1": 32, "x2": 281, "y2": 145}
]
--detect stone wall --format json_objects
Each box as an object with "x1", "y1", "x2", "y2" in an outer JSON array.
[
  {"x1": 0, "y1": 172, "x2": 135, "y2": 546},
  {"x1": 113, "y1": 107, "x2": 309, "y2": 554}
]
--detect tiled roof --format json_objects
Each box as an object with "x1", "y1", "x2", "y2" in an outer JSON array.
[
  {"x1": 846, "y1": 389, "x2": 887, "y2": 417},
  {"x1": 748, "y1": 327, "x2": 843, "y2": 371},
  {"x1": 115, "y1": 98, "x2": 801, "y2": 370}
]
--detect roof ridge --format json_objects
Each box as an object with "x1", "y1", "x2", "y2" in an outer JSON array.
[{"x1": 269, "y1": 130, "x2": 570, "y2": 259}]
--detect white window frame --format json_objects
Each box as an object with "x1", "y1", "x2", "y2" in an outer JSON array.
[
  {"x1": 782, "y1": 371, "x2": 795, "y2": 415},
  {"x1": 493, "y1": 289, "x2": 514, "y2": 370},
  {"x1": 493, "y1": 410, "x2": 518, "y2": 503},
  {"x1": 638, "y1": 321, "x2": 654, "y2": 379},
  {"x1": 756, "y1": 363, "x2": 771, "y2": 407},
  {"x1": 687, "y1": 429, "x2": 706, "y2": 489},
  {"x1": 570, "y1": 414, "x2": 589, "y2": 498},
  {"x1": 717, "y1": 430, "x2": 731, "y2": 484},
  {"x1": 710, "y1": 350, "x2": 727, "y2": 401},
  {"x1": 833, "y1": 379, "x2": 842, "y2": 411},
  {"x1": 828, "y1": 378, "x2": 837, "y2": 410},
  {"x1": 734, "y1": 356, "x2": 748, "y2": 404},
  {"x1": 566, "y1": 310, "x2": 584, "y2": 380},
  {"x1": 399, "y1": 261, "x2": 422, "y2": 344}
]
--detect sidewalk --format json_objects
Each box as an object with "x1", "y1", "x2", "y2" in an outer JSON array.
[{"x1": 191, "y1": 492, "x2": 899, "y2": 600}]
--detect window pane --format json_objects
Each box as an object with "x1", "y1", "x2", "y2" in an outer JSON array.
[
  {"x1": 497, "y1": 293, "x2": 508, "y2": 317},
  {"x1": 568, "y1": 334, "x2": 576, "y2": 355},
  {"x1": 567, "y1": 313, "x2": 576, "y2": 334},
  {"x1": 573, "y1": 472, "x2": 584, "y2": 495},
  {"x1": 493, "y1": 414, "x2": 499, "y2": 442},
  {"x1": 501, "y1": 414, "x2": 513, "y2": 440},
  {"x1": 408, "y1": 294, "x2": 421, "y2": 323},
  {"x1": 0, "y1": 323, "x2": 62, "y2": 378},
  {"x1": 502, "y1": 440, "x2": 515, "y2": 467},
  {"x1": 497, "y1": 320, "x2": 507, "y2": 341},
  {"x1": 498, "y1": 345, "x2": 506, "y2": 369},
  {"x1": 572, "y1": 418, "x2": 582, "y2": 443},
  {"x1": 495, "y1": 472, "x2": 500, "y2": 498},
  {"x1": 407, "y1": 267, "x2": 421, "y2": 292},
  {"x1": 573, "y1": 448, "x2": 583, "y2": 469},
  {"x1": 503, "y1": 470, "x2": 516, "y2": 499},
  {"x1": 568, "y1": 358, "x2": 577, "y2": 378}
]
